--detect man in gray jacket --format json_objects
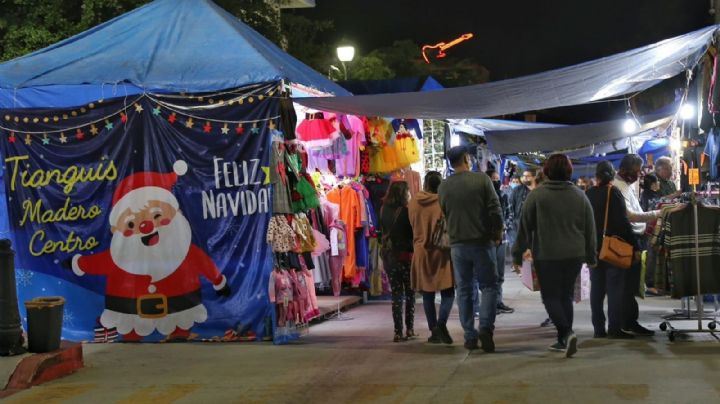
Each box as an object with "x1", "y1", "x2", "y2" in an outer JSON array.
[{"x1": 439, "y1": 146, "x2": 503, "y2": 352}]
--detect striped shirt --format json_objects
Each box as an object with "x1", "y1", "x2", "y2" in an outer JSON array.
[{"x1": 662, "y1": 205, "x2": 720, "y2": 298}]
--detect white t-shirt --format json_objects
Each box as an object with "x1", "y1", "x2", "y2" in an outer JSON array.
[{"x1": 614, "y1": 175, "x2": 656, "y2": 235}]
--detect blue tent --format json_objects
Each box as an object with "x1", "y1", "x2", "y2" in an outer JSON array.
[
  {"x1": 0, "y1": 0, "x2": 349, "y2": 109},
  {"x1": 338, "y1": 76, "x2": 443, "y2": 95}
]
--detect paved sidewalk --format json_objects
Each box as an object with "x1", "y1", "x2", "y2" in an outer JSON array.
[{"x1": 3, "y1": 272, "x2": 720, "y2": 403}]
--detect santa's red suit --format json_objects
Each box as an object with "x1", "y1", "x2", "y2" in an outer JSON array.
[
  {"x1": 70, "y1": 160, "x2": 227, "y2": 337},
  {"x1": 72, "y1": 245, "x2": 226, "y2": 336}
]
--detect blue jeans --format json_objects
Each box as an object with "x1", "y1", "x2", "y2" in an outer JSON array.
[
  {"x1": 421, "y1": 288, "x2": 455, "y2": 331},
  {"x1": 451, "y1": 242, "x2": 498, "y2": 342},
  {"x1": 474, "y1": 243, "x2": 506, "y2": 311}
]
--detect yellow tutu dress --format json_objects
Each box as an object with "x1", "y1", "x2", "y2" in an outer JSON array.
[
  {"x1": 394, "y1": 125, "x2": 420, "y2": 167},
  {"x1": 367, "y1": 117, "x2": 398, "y2": 173}
]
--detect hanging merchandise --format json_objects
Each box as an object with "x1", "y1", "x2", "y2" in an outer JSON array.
[
  {"x1": 391, "y1": 118, "x2": 423, "y2": 140},
  {"x1": 393, "y1": 121, "x2": 421, "y2": 168},
  {"x1": 367, "y1": 117, "x2": 399, "y2": 173},
  {"x1": 295, "y1": 112, "x2": 338, "y2": 149}
]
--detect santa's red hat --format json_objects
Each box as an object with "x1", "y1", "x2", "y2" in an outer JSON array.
[{"x1": 108, "y1": 160, "x2": 188, "y2": 225}]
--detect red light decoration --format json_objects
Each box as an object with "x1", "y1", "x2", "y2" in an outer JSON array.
[{"x1": 422, "y1": 33, "x2": 474, "y2": 63}]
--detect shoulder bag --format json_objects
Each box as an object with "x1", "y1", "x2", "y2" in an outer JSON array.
[
  {"x1": 598, "y1": 185, "x2": 634, "y2": 269},
  {"x1": 430, "y1": 214, "x2": 450, "y2": 250}
]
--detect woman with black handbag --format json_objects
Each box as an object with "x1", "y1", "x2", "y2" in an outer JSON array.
[
  {"x1": 380, "y1": 181, "x2": 415, "y2": 342},
  {"x1": 408, "y1": 171, "x2": 455, "y2": 344},
  {"x1": 585, "y1": 161, "x2": 640, "y2": 339}
]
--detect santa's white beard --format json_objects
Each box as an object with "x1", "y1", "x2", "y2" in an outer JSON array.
[{"x1": 110, "y1": 213, "x2": 192, "y2": 282}]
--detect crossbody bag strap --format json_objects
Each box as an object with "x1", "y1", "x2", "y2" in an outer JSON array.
[{"x1": 603, "y1": 185, "x2": 612, "y2": 237}]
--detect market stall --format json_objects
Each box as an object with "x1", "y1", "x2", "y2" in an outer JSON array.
[{"x1": 0, "y1": 0, "x2": 348, "y2": 344}]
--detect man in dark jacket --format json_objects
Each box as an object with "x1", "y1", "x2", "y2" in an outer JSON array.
[{"x1": 439, "y1": 146, "x2": 503, "y2": 352}]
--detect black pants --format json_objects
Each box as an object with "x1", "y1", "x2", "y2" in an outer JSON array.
[
  {"x1": 386, "y1": 260, "x2": 414, "y2": 335},
  {"x1": 623, "y1": 260, "x2": 641, "y2": 329},
  {"x1": 534, "y1": 259, "x2": 583, "y2": 341},
  {"x1": 590, "y1": 263, "x2": 626, "y2": 334}
]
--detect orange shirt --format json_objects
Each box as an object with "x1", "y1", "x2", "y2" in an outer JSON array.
[{"x1": 327, "y1": 186, "x2": 362, "y2": 279}]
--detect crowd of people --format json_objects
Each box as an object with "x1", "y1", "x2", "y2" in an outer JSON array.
[{"x1": 379, "y1": 145, "x2": 673, "y2": 358}]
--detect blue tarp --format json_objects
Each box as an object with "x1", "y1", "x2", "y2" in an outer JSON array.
[
  {"x1": 0, "y1": 0, "x2": 349, "y2": 109},
  {"x1": 295, "y1": 25, "x2": 718, "y2": 119},
  {"x1": 339, "y1": 76, "x2": 443, "y2": 95}
]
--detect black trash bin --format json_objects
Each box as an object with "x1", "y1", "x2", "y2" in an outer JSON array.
[{"x1": 24, "y1": 296, "x2": 65, "y2": 353}]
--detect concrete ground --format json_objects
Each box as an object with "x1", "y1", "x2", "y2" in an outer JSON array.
[{"x1": 3, "y1": 271, "x2": 720, "y2": 404}]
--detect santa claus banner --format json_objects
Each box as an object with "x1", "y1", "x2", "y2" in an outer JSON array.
[{"x1": 0, "y1": 82, "x2": 280, "y2": 342}]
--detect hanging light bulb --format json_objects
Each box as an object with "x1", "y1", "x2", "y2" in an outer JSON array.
[
  {"x1": 679, "y1": 103, "x2": 695, "y2": 120},
  {"x1": 670, "y1": 137, "x2": 682, "y2": 151},
  {"x1": 450, "y1": 133, "x2": 460, "y2": 147},
  {"x1": 622, "y1": 118, "x2": 638, "y2": 133}
]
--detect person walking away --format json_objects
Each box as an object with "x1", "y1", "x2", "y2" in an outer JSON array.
[
  {"x1": 614, "y1": 154, "x2": 661, "y2": 336},
  {"x1": 380, "y1": 181, "x2": 415, "y2": 342},
  {"x1": 439, "y1": 146, "x2": 503, "y2": 352},
  {"x1": 408, "y1": 171, "x2": 455, "y2": 344},
  {"x1": 474, "y1": 170, "x2": 514, "y2": 316},
  {"x1": 512, "y1": 154, "x2": 597, "y2": 358},
  {"x1": 585, "y1": 161, "x2": 639, "y2": 339}
]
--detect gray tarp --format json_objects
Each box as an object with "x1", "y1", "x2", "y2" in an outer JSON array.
[
  {"x1": 294, "y1": 25, "x2": 717, "y2": 119},
  {"x1": 484, "y1": 114, "x2": 673, "y2": 154}
]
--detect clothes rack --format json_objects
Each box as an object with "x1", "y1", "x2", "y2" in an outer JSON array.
[{"x1": 659, "y1": 192, "x2": 720, "y2": 341}]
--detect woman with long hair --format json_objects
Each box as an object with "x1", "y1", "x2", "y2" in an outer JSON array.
[
  {"x1": 512, "y1": 154, "x2": 597, "y2": 358},
  {"x1": 585, "y1": 161, "x2": 639, "y2": 339},
  {"x1": 380, "y1": 181, "x2": 415, "y2": 342},
  {"x1": 408, "y1": 171, "x2": 455, "y2": 344}
]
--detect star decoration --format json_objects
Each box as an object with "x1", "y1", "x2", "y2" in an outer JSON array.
[
  {"x1": 261, "y1": 166, "x2": 270, "y2": 185},
  {"x1": 105, "y1": 120, "x2": 114, "y2": 130},
  {"x1": 251, "y1": 123, "x2": 260, "y2": 134},
  {"x1": 90, "y1": 124, "x2": 99, "y2": 136},
  {"x1": 203, "y1": 122, "x2": 212, "y2": 133},
  {"x1": 42, "y1": 135, "x2": 50, "y2": 145},
  {"x1": 168, "y1": 113, "x2": 177, "y2": 124},
  {"x1": 221, "y1": 123, "x2": 229, "y2": 135},
  {"x1": 134, "y1": 103, "x2": 144, "y2": 113},
  {"x1": 8, "y1": 133, "x2": 16, "y2": 143},
  {"x1": 235, "y1": 124, "x2": 245, "y2": 135},
  {"x1": 76, "y1": 129, "x2": 85, "y2": 140},
  {"x1": 120, "y1": 113, "x2": 128, "y2": 123},
  {"x1": 152, "y1": 106, "x2": 161, "y2": 116},
  {"x1": 24, "y1": 134, "x2": 32, "y2": 145},
  {"x1": 268, "y1": 120, "x2": 276, "y2": 130},
  {"x1": 59, "y1": 133, "x2": 68, "y2": 143},
  {"x1": 185, "y1": 117, "x2": 194, "y2": 128}
]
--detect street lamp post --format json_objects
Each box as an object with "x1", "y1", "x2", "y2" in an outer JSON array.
[{"x1": 336, "y1": 46, "x2": 355, "y2": 80}]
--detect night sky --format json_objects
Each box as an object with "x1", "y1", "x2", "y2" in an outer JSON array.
[{"x1": 297, "y1": 0, "x2": 712, "y2": 81}]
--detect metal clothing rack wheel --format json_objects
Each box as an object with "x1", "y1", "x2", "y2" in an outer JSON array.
[
  {"x1": 324, "y1": 296, "x2": 354, "y2": 321},
  {"x1": 660, "y1": 192, "x2": 719, "y2": 341}
]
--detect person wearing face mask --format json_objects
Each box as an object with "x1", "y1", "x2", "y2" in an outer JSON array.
[
  {"x1": 473, "y1": 170, "x2": 514, "y2": 316},
  {"x1": 613, "y1": 154, "x2": 661, "y2": 337},
  {"x1": 508, "y1": 170, "x2": 535, "y2": 261}
]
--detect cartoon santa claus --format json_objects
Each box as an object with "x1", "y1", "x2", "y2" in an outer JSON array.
[{"x1": 65, "y1": 160, "x2": 230, "y2": 341}]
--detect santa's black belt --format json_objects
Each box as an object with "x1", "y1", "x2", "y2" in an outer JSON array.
[{"x1": 105, "y1": 290, "x2": 202, "y2": 319}]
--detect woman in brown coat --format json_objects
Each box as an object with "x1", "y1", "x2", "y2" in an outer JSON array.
[{"x1": 408, "y1": 171, "x2": 455, "y2": 344}]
